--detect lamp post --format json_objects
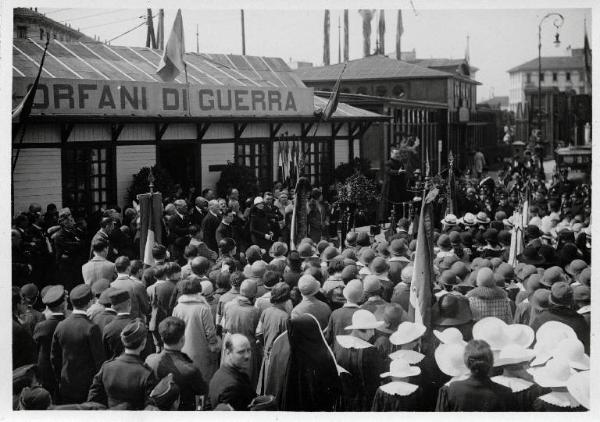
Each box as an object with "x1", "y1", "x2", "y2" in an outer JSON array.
[{"x1": 537, "y1": 13, "x2": 564, "y2": 147}]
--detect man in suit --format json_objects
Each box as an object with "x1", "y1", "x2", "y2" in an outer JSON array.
[
  {"x1": 201, "y1": 200, "x2": 222, "y2": 253},
  {"x1": 88, "y1": 320, "x2": 157, "y2": 409},
  {"x1": 111, "y1": 256, "x2": 150, "y2": 321},
  {"x1": 145, "y1": 316, "x2": 208, "y2": 410},
  {"x1": 168, "y1": 200, "x2": 191, "y2": 246},
  {"x1": 190, "y1": 196, "x2": 208, "y2": 228},
  {"x1": 50, "y1": 284, "x2": 105, "y2": 404},
  {"x1": 91, "y1": 287, "x2": 117, "y2": 331},
  {"x1": 13, "y1": 287, "x2": 36, "y2": 370},
  {"x1": 215, "y1": 208, "x2": 235, "y2": 246},
  {"x1": 102, "y1": 289, "x2": 135, "y2": 360},
  {"x1": 52, "y1": 208, "x2": 85, "y2": 291},
  {"x1": 89, "y1": 217, "x2": 116, "y2": 260},
  {"x1": 82, "y1": 239, "x2": 116, "y2": 287},
  {"x1": 32, "y1": 285, "x2": 66, "y2": 401}
]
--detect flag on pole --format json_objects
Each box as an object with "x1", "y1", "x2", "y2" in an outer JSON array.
[
  {"x1": 343, "y1": 10, "x2": 349, "y2": 62},
  {"x1": 396, "y1": 10, "x2": 403, "y2": 60},
  {"x1": 323, "y1": 10, "x2": 331, "y2": 66},
  {"x1": 583, "y1": 21, "x2": 592, "y2": 92},
  {"x1": 322, "y1": 62, "x2": 347, "y2": 121},
  {"x1": 139, "y1": 192, "x2": 163, "y2": 266},
  {"x1": 409, "y1": 187, "x2": 437, "y2": 326},
  {"x1": 378, "y1": 10, "x2": 385, "y2": 54},
  {"x1": 508, "y1": 211, "x2": 523, "y2": 267},
  {"x1": 156, "y1": 9, "x2": 186, "y2": 82},
  {"x1": 13, "y1": 37, "x2": 50, "y2": 126}
]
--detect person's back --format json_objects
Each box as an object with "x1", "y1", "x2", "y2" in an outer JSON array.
[{"x1": 442, "y1": 375, "x2": 511, "y2": 411}]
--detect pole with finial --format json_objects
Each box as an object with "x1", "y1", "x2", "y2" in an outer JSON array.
[{"x1": 148, "y1": 168, "x2": 155, "y2": 194}]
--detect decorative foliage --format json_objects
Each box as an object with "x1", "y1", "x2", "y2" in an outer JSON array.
[
  {"x1": 127, "y1": 166, "x2": 176, "y2": 205},
  {"x1": 335, "y1": 172, "x2": 380, "y2": 206},
  {"x1": 334, "y1": 157, "x2": 376, "y2": 182},
  {"x1": 216, "y1": 162, "x2": 259, "y2": 204}
]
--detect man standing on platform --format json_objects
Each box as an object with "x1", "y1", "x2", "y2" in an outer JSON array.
[{"x1": 380, "y1": 147, "x2": 408, "y2": 223}]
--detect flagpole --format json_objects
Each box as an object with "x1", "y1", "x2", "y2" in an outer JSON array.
[{"x1": 185, "y1": 63, "x2": 191, "y2": 117}]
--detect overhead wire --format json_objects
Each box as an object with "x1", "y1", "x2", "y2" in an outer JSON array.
[
  {"x1": 107, "y1": 20, "x2": 148, "y2": 43},
  {"x1": 81, "y1": 14, "x2": 145, "y2": 30},
  {"x1": 62, "y1": 9, "x2": 124, "y2": 22}
]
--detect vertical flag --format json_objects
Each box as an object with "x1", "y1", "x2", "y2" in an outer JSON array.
[
  {"x1": 409, "y1": 187, "x2": 437, "y2": 326},
  {"x1": 396, "y1": 10, "x2": 403, "y2": 60},
  {"x1": 462, "y1": 35, "x2": 471, "y2": 76},
  {"x1": 358, "y1": 9, "x2": 375, "y2": 57},
  {"x1": 156, "y1": 9, "x2": 186, "y2": 82},
  {"x1": 583, "y1": 21, "x2": 592, "y2": 93},
  {"x1": 322, "y1": 62, "x2": 347, "y2": 121},
  {"x1": 378, "y1": 10, "x2": 385, "y2": 55},
  {"x1": 139, "y1": 192, "x2": 163, "y2": 266},
  {"x1": 508, "y1": 211, "x2": 523, "y2": 267},
  {"x1": 323, "y1": 10, "x2": 331, "y2": 66},
  {"x1": 343, "y1": 10, "x2": 349, "y2": 62}
]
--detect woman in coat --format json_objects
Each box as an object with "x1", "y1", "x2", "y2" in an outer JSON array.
[{"x1": 172, "y1": 278, "x2": 220, "y2": 382}]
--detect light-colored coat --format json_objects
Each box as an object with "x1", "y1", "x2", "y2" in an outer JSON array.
[
  {"x1": 81, "y1": 256, "x2": 116, "y2": 286},
  {"x1": 172, "y1": 294, "x2": 220, "y2": 382}
]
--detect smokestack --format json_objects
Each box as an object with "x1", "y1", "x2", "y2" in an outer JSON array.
[{"x1": 323, "y1": 10, "x2": 330, "y2": 65}]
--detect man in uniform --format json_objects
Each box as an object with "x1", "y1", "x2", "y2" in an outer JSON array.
[
  {"x1": 50, "y1": 284, "x2": 105, "y2": 404},
  {"x1": 87, "y1": 320, "x2": 157, "y2": 409},
  {"x1": 101, "y1": 289, "x2": 135, "y2": 359},
  {"x1": 32, "y1": 286, "x2": 66, "y2": 401},
  {"x1": 52, "y1": 208, "x2": 85, "y2": 291}
]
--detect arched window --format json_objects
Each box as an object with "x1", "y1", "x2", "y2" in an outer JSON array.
[
  {"x1": 392, "y1": 85, "x2": 405, "y2": 97},
  {"x1": 376, "y1": 85, "x2": 388, "y2": 97},
  {"x1": 356, "y1": 86, "x2": 368, "y2": 95}
]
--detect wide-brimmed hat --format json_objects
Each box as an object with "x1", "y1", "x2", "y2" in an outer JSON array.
[
  {"x1": 475, "y1": 212, "x2": 491, "y2": 225},
  {"x1": 472, "y1": 317, "x2": 508, "y2": 350},
  {"x1": 380, "y1": 358, "x2": 421, "y2": 378},
  {"x1": 433, "y1": 327, "x2": 466, "y2": 346},
  {"x1": 297, "y1": 242, "x2": 317, "y2": 259},
  {"x1": 493, "y1": 344, "x2": 536, "y2": 367},
  {"x1": 435, "y1": 343, "x2": 469, "y2": 377},
  {"x1": 525, "y1": 225, "x2": 542, "y2": 240},
  {"x1": 439, "y1": 270, "x2": 460, "y2": 287},
  {"x1": 529, "y1": 358, "x2": 574, "y2": 388},
  {"x1": 432, "y1": 294, "x2": 472, "y2": 326},
  {"x1": 577, "y1": 267, "x2": 591, "y2": 286},
  {"x1": 389, "y1": 239, "x2": 408, "y2": 256},
  {"x1": 389, "y1": 322, "x2": 426, "y2": 345},
  {"x1": 459, "y1": 213, "x2": 477, "y2": 226},
  {"x1": 388, "y1": 349, "x2": 425, "y2": 364},
  {"x1": 345, "y1": 309, "x2": 385, "y2": 330},
  {"x1": 517, "y1": 247, "x2": 545, "y2": 266},
  {"x1": 321, "y1": 246, "x2": 340, "y2": 262},
  {"x1": 567, "y1": 370, "x2": 590, "y2": 410},
  {"x1": 531, "y1": 321, "x2": 578, "y2": 366},
  {"x1": 504, "y1": 324, "x2": 535, "y2": 348},
  {"x1": 441, "y1": 214, "x2": 458, "y2": 226},
  {"x1": 540, "y1": 266, "x2": 567, "y2": 288},
  {"x1": 549, "y1": 282, "x2": 573, "y2": 307},
  {"x1": 552, "y1": 338, "x2": 589, "y2": 371},
  {"x1": 516, "y1": 264, "x2": 538, "y2": 282},
  {"x1": 343, "y1": 279, "x2": 363, "y2": 304}
]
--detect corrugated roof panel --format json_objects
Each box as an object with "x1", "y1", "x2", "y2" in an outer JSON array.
[
  {"x1": 226, "y1": 54, "x2": 251, "y2": 70},
  {"x1": 98, "y1": 44, "x2": 156, "y2": 82},
  {"x1": 246, "y1": 55, "x2": 269, "y2": 72},
  {"x1": 16, "y1": 41, "x2": 76, "y2": 79}
]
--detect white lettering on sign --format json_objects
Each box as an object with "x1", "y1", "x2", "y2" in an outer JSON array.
[{"x1": 12, "y1": 77, "x2": 314, "y2": 117}]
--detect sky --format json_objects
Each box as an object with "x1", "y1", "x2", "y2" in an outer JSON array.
[{"x1": 30, "y1": 5, "x2": 592, "y2": 101}]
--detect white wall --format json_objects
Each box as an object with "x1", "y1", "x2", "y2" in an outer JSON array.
[
  {"x1": 12, "y1": 148, "x2": 62, "y2": 213},
  {"x1": 116, "y1": 144, "x2": 156, "y2": 207},
  {"x1": 201, "y1": 143, "x2": 233, "y2": 189}
]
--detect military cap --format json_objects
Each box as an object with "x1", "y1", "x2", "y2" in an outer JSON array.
[
  {"x1": 149, "y1": 373, "x2": 180, "y2": 410},
  {"x1": 108, "y1": 289, "x2": 130, "y2": 306},
  {"x1": 98, "y1": 287, "x2": 116, "y2": 306},
  {"x1": 42, "y1": 285, "x2": 65, "y2": 307},
  {"x1": 91, "y1": 278, "x2": 111, "y2": 296},
  {"x1": 70, "y1": 284, "x2": 92, "y2": 308},
  {"x1": 20, "y1": 283, "x2": 39, "y2": 300}
]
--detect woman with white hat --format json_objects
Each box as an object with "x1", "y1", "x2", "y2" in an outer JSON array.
[
  {"x1": 491, "y1": 344, "x2": 550, "y2": 411},
  {"x1": 371, "y1": 359, "x2": 422, "y2": 411},
  {"x1": 434, "y1": 342, "x2": 470, "y2": 410},
  {"x1": 334, "y1": 309, "x2": 387, "y2": 411},
  {"x1": 530, "y1": 358, "x2": 586, "y2": 411},
  {"x1": 435, "y1": 339, "x2": 512, "y2": 411}
]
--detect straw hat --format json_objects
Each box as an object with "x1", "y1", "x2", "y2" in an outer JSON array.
[
  {"x1": 389, "y1": 322, "x2": 426, "y2": 346},
  {"x1": 493, "y1": 344, "x2": 535, "y2": 367},
  {"x1": 441, "y1": 214, "x2": 458, "y2": 227},
  {"x1": 435, "y1": 343, "x2": 469, "y2": 377},
  {"x1": 530, "y1": 358, "x2": 574, "y2": 388},
  {"x1": 475, "y1": 212, "x2": 491, "y2": 224},
  {"x1": 433, "y1": 327, "x2": 466, "y2": 346},
  {"x1": 388, "y1": 349, "x2": 425, "y2": 365},
  {"x1": 345, "y1": 310, "x2": 385, "y2": 330},
  {"x1": 552, "y1": 338, "x2": 589, "y2": 371},
  {"x1": 460, "y1": 213, "x2": 476, "y2": 226},
  {"x1": 380, "y1": 358, "x2": 421, "y2": 378},
  {"x1": 566, "y1": 370, "x2": 590, "y2": 410},
  {"x1": 472, "y1": 317, "x2": 508, "y2": 350}
]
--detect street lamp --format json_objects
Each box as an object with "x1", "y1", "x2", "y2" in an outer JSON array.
[{"x1": 537, "y1": 13, "x2": 564, "y2": 148}]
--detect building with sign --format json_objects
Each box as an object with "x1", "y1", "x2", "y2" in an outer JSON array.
[{"x1": 11, "y1": 38, "x2": 386, "y2": 214}]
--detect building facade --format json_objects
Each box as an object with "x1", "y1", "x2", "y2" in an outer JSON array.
[{"x1": 14, "y1": 7, "x2": 94, "y2": 42}]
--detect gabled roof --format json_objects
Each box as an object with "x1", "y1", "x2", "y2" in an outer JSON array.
[
  {"x1": 12, "y1": 38, "x2": 305, "y2": 88},
  {"x1": 507, "y1": 55, "x2": 584, "y2": 73},
  {"x1": 294, "y1": 54, "x2": 454, "y2": 81}
]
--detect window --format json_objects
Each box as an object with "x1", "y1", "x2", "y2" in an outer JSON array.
[
  {"x1": 63, "y1": 147, "x2": 115, "y2": 212},
  {"x1": 392, "y1": 85, "x2": 405, "y2": 97},
  {"x1": 566, "y1": 72, "x2": 571, "y2": 81},
  {"x1": 552, "y1": 72, "x2": 557, "y2": 82},
  {"x1": 16, "y1": 26, "x2": 28, "y2": 38},
  {"x1": 376, "y1": 85, "x2": 388, "y2": 97},
  {"x1": 539, "y1": 72, "x2": 545, "y2": 82},
  {"x1": 39, "y1": 28, "x2": 44, "y2": 40},
  {"x1": 300, "y1": 139, "x2": 332, "y2": 187},
  {"x1": 356, "y1": 86, "x2": 368, "y2": 95},
  {"x1": 235, "y1": 140, "x2": 271, "y2": 190},
  {"x1": 526, "y1": 73, "x2": 531, "y2": 83}
]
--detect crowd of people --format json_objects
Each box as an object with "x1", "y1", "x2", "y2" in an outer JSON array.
[{"x1": 11, "y1": 155, "x2": 591, "y2": 411}]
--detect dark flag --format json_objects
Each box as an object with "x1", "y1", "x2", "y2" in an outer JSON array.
[
  {"x1": 583, "y1": 24, "x2": 592, "y2": 92},
  {"x1": 322, "y1": 62, "x2": 347, "y2": 121},
  {"x1": 408, "y1": 186, "x2": 437, "y2": 326},
  {"x1": 396, "y1": 10, "x2": 403, "y2": 60},
  {"x1": 139, "y1": 192, "x2": 163, "y2": 265},
  {"x1": 358, "y1": 9, "x2": 375, "y2": 57},
  {"x1": 378, "y1": 10, "x2": 385, "y2": 54},
  {"x1": 343, "y1": 10, "x2": 349, "y2": 62}
]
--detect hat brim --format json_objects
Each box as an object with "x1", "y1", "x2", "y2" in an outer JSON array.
[
  {"x1": 389, "y1": 326, "x2": 427, "y2": 345},
  {"x1": 568, "y1": 356, "x2": 590, "y2": 371},
  {"x1": 433, "y1": 330, "x2": 467, "y2": 346},
  {"x1": 493, "y1": 351, "x2": 535, "y2": 367},
  {"x1": 476, "y1": 218, "x2": 491, "y2": 224},
  {"x1": 431, "y1": 301, "x2": 472, "y2": 326},
  {"x1": 441, "y1": 219, "x2": 458, "y2": 226},
  {"x1": 380, "y1": 366, "x2": 421, "y2": 378},
  {"x1": 388, "y1": 349, "x2": 426, "y2": 364},
  {"x1": 531, "y1": 370, "x2": 572, "y2": 388},
  {"x1": 346, "y1": 321, "x2": 385, "y2": 330},
  {"x1": 516, "y1": 254, "x2": 545, "y2": 266},
  {"x1": 434, "y1": 347, "x2": 469, "y2": 377}
]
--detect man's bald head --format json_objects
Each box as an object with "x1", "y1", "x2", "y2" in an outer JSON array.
[
  {"x1": 195, "y1": 196, "x2": 208, "y2": 208},
  {"x1": 225, "y1": 333, "x2": 251, "y2": 370},
  {"x1": 240, "y1": 279, "x2": 257, "y2": 299}
]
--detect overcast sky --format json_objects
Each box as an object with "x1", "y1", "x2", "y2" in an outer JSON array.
[{"x1": 34, "y1": 5, "x2": 592, "y2": 101}]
